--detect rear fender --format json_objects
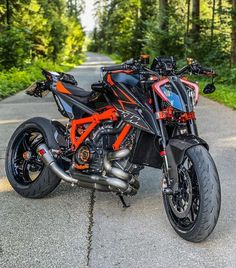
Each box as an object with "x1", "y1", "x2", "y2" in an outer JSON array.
[{"x1": 166, "y1": 135, "x2": 209, "y2": 181}]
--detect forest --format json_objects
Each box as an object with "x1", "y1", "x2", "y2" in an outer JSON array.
[
  {"x1": 90, "y1": 0, "x2": 236, "y2": 108},
  {"x1": 0, "y1": 0, "x2": 85, "y2": 98},
  {"x1": 0, "y1": 0, "x2": 235, "y2": 109}
]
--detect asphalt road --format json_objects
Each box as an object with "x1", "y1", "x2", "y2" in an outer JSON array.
[{"x1": 0, "y1": 52, "x2": 236, "y2": 268}]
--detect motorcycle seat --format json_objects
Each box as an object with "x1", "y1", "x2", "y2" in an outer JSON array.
[{"x1": 60, "y1": 82, "x2": 92, "y2": 98}]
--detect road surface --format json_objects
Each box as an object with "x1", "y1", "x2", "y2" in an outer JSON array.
[{"x1": 0, "y1": 53, "x2": 236, "y2": 268}]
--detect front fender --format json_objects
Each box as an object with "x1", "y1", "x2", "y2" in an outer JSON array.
[{"x1": 166, "y1": 135, "x2": 209, "y2": 180}]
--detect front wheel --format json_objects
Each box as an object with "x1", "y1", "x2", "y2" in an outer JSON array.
[{"x1": 163, "y1": 145, "x2": 221, "y2": 242}]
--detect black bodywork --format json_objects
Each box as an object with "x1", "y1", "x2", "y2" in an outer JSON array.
[{"x1": 39, "y1": 67, "x2": 208, "y2": 172}]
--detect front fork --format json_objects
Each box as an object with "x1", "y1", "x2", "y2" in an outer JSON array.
[{"x1": 152, "y1": 91, "x2": 173, "y2": 194}]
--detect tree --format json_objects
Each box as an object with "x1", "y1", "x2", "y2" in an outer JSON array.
[
  {"x1": 210, "y1": 0, "x2": 216, "y2": 44},
  {"x1": 231, "y1": 0, "x2": 236, "y2": 65},
  {"x1": 191, "y1": 0, "x2": 200, "y2": 42},
  {"x1": 0, "y1": 0, "x2": 85, "y2": 69},
  {"x1": 159, "y1": 0, "x2": 169, "y2": 54}
]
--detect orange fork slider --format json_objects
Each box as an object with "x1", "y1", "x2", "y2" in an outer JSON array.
[
  {"x1": 70, "y1": 108, "x2": 118, "y2": 150},
  {"x1": 113, "y1": 124, "x2": 132, "y2": 151}
]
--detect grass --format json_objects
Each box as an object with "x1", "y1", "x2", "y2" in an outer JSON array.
[
  {"x1": 0, "y1": 56, "x2": 85, "y2": 99},
  {"x1": 198, "y1": 80, "x2": 236, "y2": 110},
  {"x1": 98, "y1": 51, "x2": 123, "y2": 64},
  {"x1": 108, "y1": 53, "x2": 123, "y2": 64}
]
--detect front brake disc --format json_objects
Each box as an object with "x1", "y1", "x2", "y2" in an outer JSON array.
[{"x1": 168, "y1": 168, "x2": 193, "y2": 219}]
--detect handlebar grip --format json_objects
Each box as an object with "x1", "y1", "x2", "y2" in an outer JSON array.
[
  {"x1": 101, "y1": 64, "x2": 128, "y2": 72},
  {"x1": 201, "y1": 67, "x2": 212, "y2": 72},
  {"x1": 176, "y1": 65, "x2": 189, "y2": 75},
  {"x1": 200, "y1": 66, "x2": 216, "y2": 76}
]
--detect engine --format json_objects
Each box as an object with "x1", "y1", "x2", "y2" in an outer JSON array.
[{"x1": 71, "y1": 121, "x2": 143, "y2": 195}]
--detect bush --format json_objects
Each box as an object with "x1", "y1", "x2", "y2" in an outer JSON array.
[
  {"x1": 0, "y1": 59, "x2": 72, "y2": 98},
  {"x1": 0, "y1": 27, "x2": 32, "y2": 70}
]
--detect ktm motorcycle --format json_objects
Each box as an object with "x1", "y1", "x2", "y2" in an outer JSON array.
[{"x1": 5, "y1": 56, "x2": 221, "y2": 242}]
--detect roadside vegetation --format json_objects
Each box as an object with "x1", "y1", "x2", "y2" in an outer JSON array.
[
  {"x1": 89, "y1": 0, "x2": 236, "y2": 109},
  {"x1": 0, "y1": 0, "x2": 85, "y2": 99}
]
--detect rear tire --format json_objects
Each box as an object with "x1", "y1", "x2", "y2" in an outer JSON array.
[
  {"x1": 163, "y1": 145, "x2": 221, "y2": 242},
  {"x1": 5, "y1": 117, "x2": 61, "y2": 198}
]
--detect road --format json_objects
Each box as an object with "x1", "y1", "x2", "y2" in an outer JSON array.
[{"x1": 0, "y1": 52, "x2": 236, "y2": 268}]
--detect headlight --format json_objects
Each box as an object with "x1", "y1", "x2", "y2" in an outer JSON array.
[{"x1": 161, "y1": 84, "x2": 185, "y2": 111}]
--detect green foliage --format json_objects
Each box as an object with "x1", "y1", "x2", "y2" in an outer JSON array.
[
  {"x1": 61, "y1": 17, "x2": 85, "y2": 63},
  {"x1": 0, "y1": 59, "x2": 72, "y2": 98},
  {"x1": 0, "y1": 27, "x2": 31, "y2": 69},
  {"x1": 0, "y1": 0, "x2": 85, "y2": 70},
  {"x1": 0, "y1": 0, "x2": 85, "y2": 98},
  {"x1": 198, "y1": 80, "x2": 236, "y2": 110},
  {"x1": 90, "y1": 0, "x2": 236, "y2": 109},
  {"x1": 91, "y1": 0, "x2": 233, "y2": 64}
]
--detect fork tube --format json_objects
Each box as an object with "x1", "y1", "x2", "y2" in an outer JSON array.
[
  {"x1": 152, "y1": 90, "x2": 171, "y2": 189},
  {"x1": 152, "y1": 90, "x2": 166, "y2": 148}
]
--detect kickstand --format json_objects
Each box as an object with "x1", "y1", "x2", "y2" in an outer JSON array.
[{"x1": 118, "y1": 195, "x2": 130, "y2": 208}]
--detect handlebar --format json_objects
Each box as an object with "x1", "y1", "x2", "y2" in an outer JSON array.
[
  {"x1": 101, "y1": 58, "x2": 216, "y2": 78},
  {"x1": 200, "y1": 66, "x2": 216, "y2": 76},
  {"x1": 176, "y1": 63, "x2": 216, "y2": 77},
  {"x1": 101, "y1": 64, "x2": 129, "y2": 72},
  {"x1": 101, "y1": 58, "x2": 138, "y2": 72}
]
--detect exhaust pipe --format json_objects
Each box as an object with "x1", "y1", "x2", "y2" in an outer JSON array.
[
  {"x1": 36, "y1": 144, "x2": 131, "y2": 193},
  {"x1": 104, "y1": 149, "x2": 130, "y2": 181},
  {"x1": 37, "y1": 144, "x2": 78, "y2": 184}
]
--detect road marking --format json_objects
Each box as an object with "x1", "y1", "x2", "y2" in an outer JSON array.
[
  {"x1": 0, "y1": 118, "x2": 67, "y2": 125},
  {"x1": 77, "y1": 61, "x2": 112, "y2": 65},
  {"x1": 0, "y1": 177, "x2": 13, "y2": 192},
  {"x1": 0, "y1": 119, "x2": 24, "y2": 125}
]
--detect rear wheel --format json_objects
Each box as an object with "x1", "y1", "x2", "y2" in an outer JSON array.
[
  {"x1": 5, "y1": 118, "x2": 61, "y2": 198},
  {"x1": 163, "y1": 145, "x2": 221, "y2": 242}
]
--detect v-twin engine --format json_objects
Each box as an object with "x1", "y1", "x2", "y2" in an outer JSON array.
[{"x1": 37, "y1": 144, "x2": 139, "y2": 195}]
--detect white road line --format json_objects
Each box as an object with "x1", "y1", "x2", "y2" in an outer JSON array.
[{"x1": 0, "y1": 118, "x2": 67, "y2": 125}]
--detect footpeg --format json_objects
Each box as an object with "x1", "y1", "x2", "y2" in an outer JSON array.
[{"x1": 162, "y1": 187, "x2": 173, "y2": 195}]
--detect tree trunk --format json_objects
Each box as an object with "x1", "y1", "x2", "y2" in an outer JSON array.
[
  {"x1": 231, "y1": 0, "x2": 236, "y2": 66},
  {"x1": 159, "y1": 0, "x2": 168, "y2": 55},
  {"x1": 186, "y1": 0, "x2": 190, "y2": 35},
  {"x1": 191, "y1": 0, "x2": 200, "y2": 41},
  {"x1": 6, "y1": 0, "x2": 11, "y2": 25},
  {"x1": 184, "y1": 0, "x2": 191, "y2": 56},
  {"x1": 210, "y1": 0, "x2": 216, "y2": 44},
  {"x1": 159, "y1": 0, "x2": 168, "y2": 33},
  {"x1": 218, "y1": 0, "x2": 222, "y2": 23}
]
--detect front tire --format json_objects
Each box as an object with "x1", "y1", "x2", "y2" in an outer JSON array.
[
  {"x1": 5, "y1": 117, "x2": 61, "y2": 198},
  {"x1": 163, "y1": 145, "x2": 221, "y2": 242}
]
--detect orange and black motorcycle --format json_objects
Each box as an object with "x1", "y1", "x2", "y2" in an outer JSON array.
[{"x1": 5, "y1": 56, "x2": 221, "y2": 242}]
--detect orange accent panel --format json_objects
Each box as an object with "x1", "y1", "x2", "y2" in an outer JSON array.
[
  {"x1": 116, "y1": 87, "x2": 137, "y2": 111},
  {"x1": 107, "y1": 73, "x2": 114, "y2": 85},
  {"x1": 117, "y1": 87, "x2": 136, "y2": 104},
  {"x1": 156, "y1": 106, "x2": 174, "y2": 120},
  {"x1": 70, "y1": 108, "x2": 118, "y2": 150},
  {"x1": 113, "y1": 124, "x2": 132, "y2": 151},
  {"x1": 56, "y1": 81, "x2": 71, "y2": 95},
  {"x1": 111, "y1": 70, "x2": 134, "y2": 74},
  {"x1": 178, "y1": 112, "x2": 196, "y2": 122},
  {"x1": 74, "y1": 163, "x2": 89, "y2": 170}
]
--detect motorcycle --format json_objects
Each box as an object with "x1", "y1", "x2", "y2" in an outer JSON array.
[{"x1": 5, "y1": 56, "x2": 221, "y2": 242}]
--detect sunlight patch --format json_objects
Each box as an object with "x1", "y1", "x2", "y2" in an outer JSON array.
[{"x1": 0, "y1": 177, "x2": 13, "y2": 192}]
